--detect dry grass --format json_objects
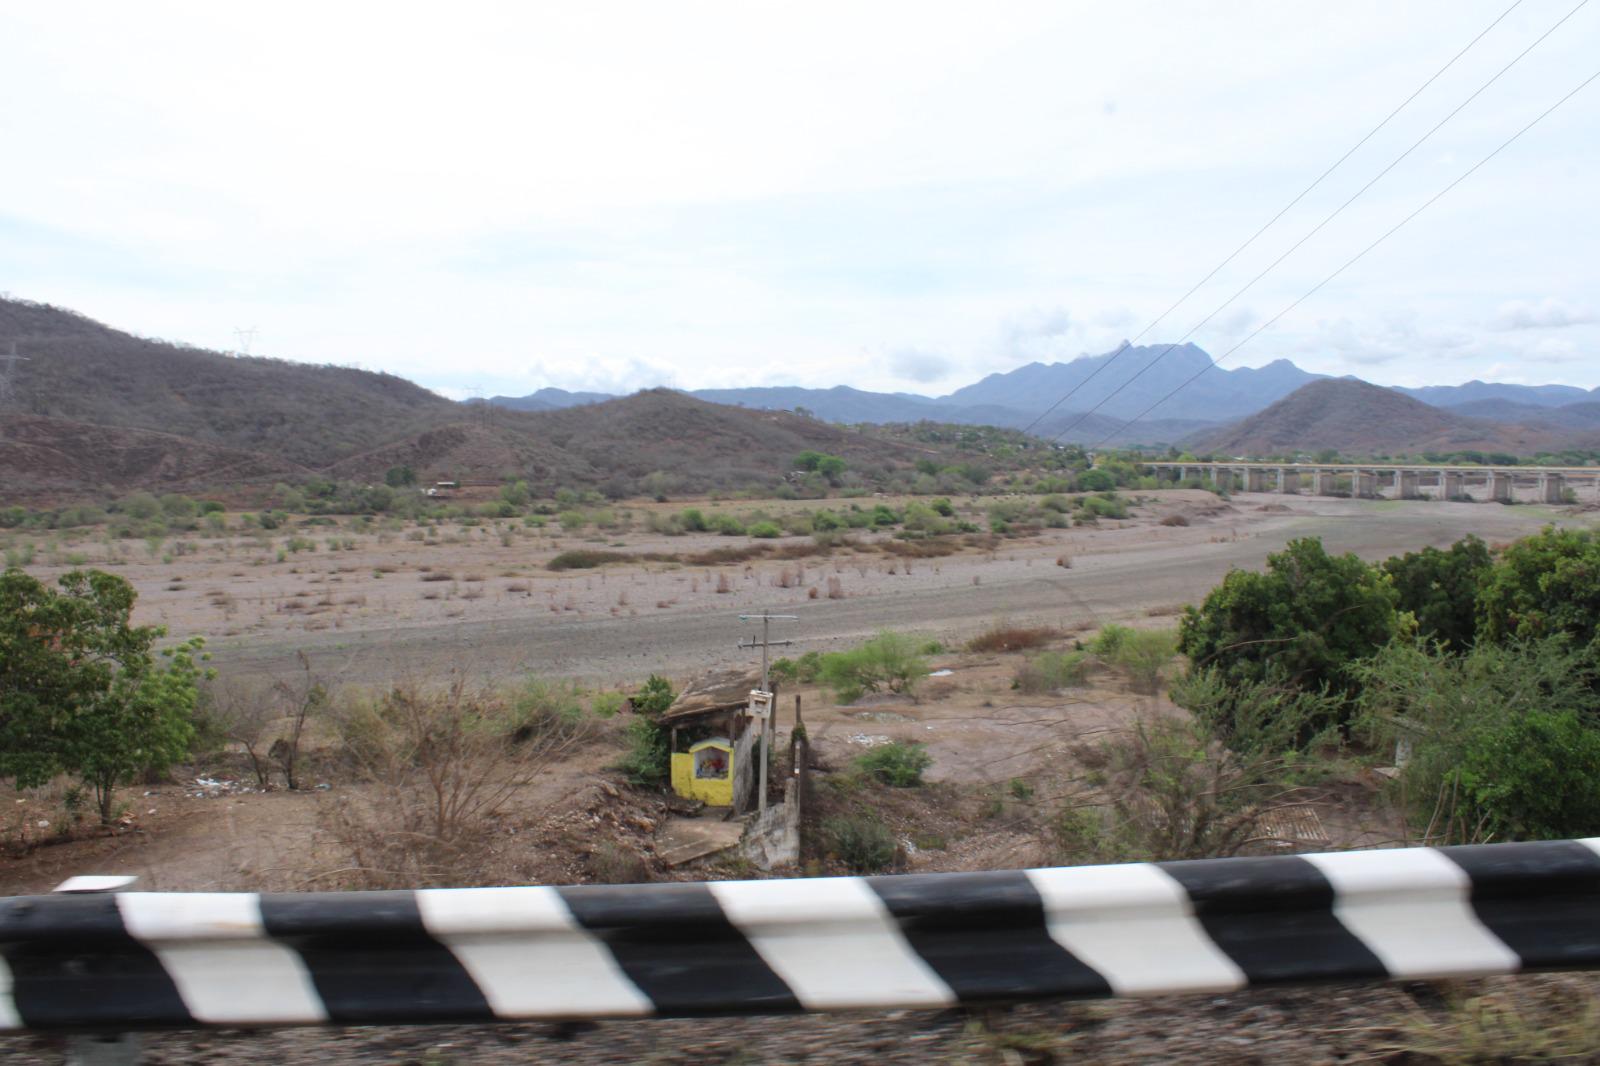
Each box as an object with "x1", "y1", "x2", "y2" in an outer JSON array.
[{"x1": 967, "y1": 622, "x2": 1061, "y2": 654}]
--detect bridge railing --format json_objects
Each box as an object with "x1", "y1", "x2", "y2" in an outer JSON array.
[{"x1": 3, "y1": 839, "x2": 1598, "y2": 1033}]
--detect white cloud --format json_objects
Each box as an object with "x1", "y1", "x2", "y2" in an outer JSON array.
[
  {"x1": 888, "y1": 349, "x2": 954, "y2": 384},
  {"x1": 1, "y1": 1, "x2": 1597, "y2": 396},
  {"x1": 1490, "y1": 298, "x2": 1596, "y2": 331}
]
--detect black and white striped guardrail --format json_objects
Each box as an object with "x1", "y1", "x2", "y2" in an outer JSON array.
[{"x1": 2, "y1": 839, "x2": 1598, "y2": 1031}]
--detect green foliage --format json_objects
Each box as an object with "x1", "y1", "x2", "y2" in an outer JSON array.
[
  {"x1": 0, "y1": 568, "x2": 204, "y2": 822},
  {"x1": 1353, "y1": 636, "x2": 1600, "y2": 842},
  {"x1": 1091, "y1": 625, "x2": 1177, "y2": 693},
  {"x1": 816, "y1": 631, "x2": 929, "y2": 703},
  {"x1": 1014, "y1": 650, "x2": 1090, "y2": 693},
  {"x1": 769, "y1": 657, "x2": 799, "y2": 684},
  {"x1": 711, "y1": 513, "x2": 746, "y2": 536},
  {"x1": 384, "y1": 465, "x2": 416, "y2": 487},
  {"x1": 748, "y1": 521, "x2": 782, "y2": 539},
  {"x1": 590, "y1": 692, "x2": 626, "y2": 718},
  {"x1": 822, "y1": 813, "x2": 897, "y2": 872},
  {"x1": 634, "y1": 674, "x2": 676, "y2": 716},
  {"x1": 1078, "y1": 468, "x2": 1115, "y2": 492},
  {"x1": 854, "y1": 741, "x2": 932, "y2": 787},
  {"x1": 1171, "y1": 668, "x2": 1343, "y2": 758},
  {"x1": 1178, "y1": 537, "x2": 1399, "y2": 714},
  {"x1": 1477, "y1": 526, "x2": 1600, "y2": 660},
  {"x1": 1382, "y1": 535, "x2": 1491, "y2": 650},
  {"x1": 613, "y1": 674, "x2": 675, "y2": 787}
]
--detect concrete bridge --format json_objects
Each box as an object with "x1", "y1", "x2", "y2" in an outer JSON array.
[{"x1": 1145, "y1": 461, "x2": 1599, "y2": 504}]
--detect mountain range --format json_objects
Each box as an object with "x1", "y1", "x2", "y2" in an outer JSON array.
[
  {"x1": 1, "y1": 295, "x2": 1596, "y2": 501},
  {"x1": 492, "y1": 344, "x2": 1599, "y2": 444}
]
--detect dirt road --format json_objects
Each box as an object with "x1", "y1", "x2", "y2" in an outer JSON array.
[{"x1": 205, "y1": 494, "x2": 1582, "y2": 688}]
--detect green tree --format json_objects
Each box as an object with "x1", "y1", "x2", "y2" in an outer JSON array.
[
  {"x1": 1354, "y1": 636, "x2": 1600, "y2": 842},
  {"x1": 1381, "y1": 535, "x2": 1491, "y2": 651},
  {"x1": 1477, "y1": 526, "x2": 1600, "y2": 659},
  {"x1": 384, "y1": 465, "x2": 417, "y2": 488},
  {"x1": 0, "y1": 569, "x2": 205, "y2": 822},
  {"x1": 1178, "y1": 538, "x2": 1398, "y2": 732}
]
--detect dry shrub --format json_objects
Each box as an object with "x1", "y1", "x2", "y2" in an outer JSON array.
[
  {"x1": 967, "y1": 622, "x2": 1060, "y2": 653},
  {"x1": 808, "y1": 586, "x2": 820, "y2": 599},
  {"x1": 1056, "y1": 555, "x2": 1072, "y2": 568},
  {"x1": 1159, "y1": 514, "x2": 1190, "y2": 527},
  {"x1": 879, "y1": 538, "x2": 958, "y2": 559},
  {"x1": 420, "y1": 571, "x2": 454, "y2": 582},
  {"x1": 715, "y1": 572, "x2": 732, "y2": 594},
  {"x1": 826, "y1": 575, "x2": 844, "y2": 599},
  {"x1": 505, "y1": 582, "x2": 530, "y2": 593},
  {"x1": 321, "y1": 676, "x2": 592, "y2": 888},
  {"x1": 1052, "y1": 714, "x2": 1304, "y2": 864}
]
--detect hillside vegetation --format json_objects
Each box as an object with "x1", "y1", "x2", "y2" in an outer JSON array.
[
  {"x1": 1, "y1": 298, "x2": 459, "y2": 467},
  {"x1": 1191, "y1": 379, "x2": 1589, "y2": 458}
]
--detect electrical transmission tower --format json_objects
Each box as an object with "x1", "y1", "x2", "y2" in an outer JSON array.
[
  {"x1": 233, "y1": 327, "x2": 258, "y2": 357},
  {"x1": 0, "y1": 341, "x2": 29, "y2": 411}
]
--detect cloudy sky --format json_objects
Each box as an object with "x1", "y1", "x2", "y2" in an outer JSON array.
[{"x1": 2, "y1": 1, "x2": 1596, "y2": 400}]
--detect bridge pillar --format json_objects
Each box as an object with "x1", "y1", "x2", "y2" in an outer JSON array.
[
  {"x1": 1540, "y1": 473, "x2": 1566, "y2": 504},
  {"x1": 1354, "y1": 471, "x2": 1377, "y2": 498},
  {"x1": 1489, "y1": 471, "x2": 1513, "y2": 503},
  {"x1": 1314, "y1": 469, "x2": 1337, "y2": 495},
  {"x1": 1442, "y1": 471, "x2": 1464, "y2": 499},
  {"x1": 1398, "y1": 470, "x2": 1420, "y2": 499},
  {"x1": 1246, "y1": 468, "x2": 1268, "y2": 493}
]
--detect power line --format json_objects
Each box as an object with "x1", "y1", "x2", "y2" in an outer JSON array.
[
  {"x1": 1028, "y1": 0, "x2": 1582, "y2": 442},
  {"x1": 1089, "y1": 63, "x2": 1600, "y2": 452},
  {"x1": 1019, "y1": 0, "x2": 1528, "y2": 437}
]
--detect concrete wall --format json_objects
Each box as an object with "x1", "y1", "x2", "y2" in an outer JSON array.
[{"x1": 739, "y1": 775, "x2": 802, "y2": 871}]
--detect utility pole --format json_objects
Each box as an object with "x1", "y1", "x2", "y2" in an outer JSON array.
[{"x1": 738, "y1": 611, "x2": 796, "y2": 814}]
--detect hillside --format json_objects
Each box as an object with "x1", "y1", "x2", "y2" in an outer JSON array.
[
  {"x1": 329, "y1": 389, "x2": 940, "y2": 494},
  {"x1": 0, "y1": 297, "x2": 459, "y2": 467},
  {"x1": 1446, "y1": 398, "x2": 1600, "y2": 431},
  {"x1": 1191, "y1": 379, "x2": 1561, "y2": 457}
]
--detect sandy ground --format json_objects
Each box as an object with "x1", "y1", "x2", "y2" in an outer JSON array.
[{"x1": 10, "y1": 490, "x2": 1582, "y2": 693}]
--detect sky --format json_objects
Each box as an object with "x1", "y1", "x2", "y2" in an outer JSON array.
[{"x1": 2, "y1": 1, "x2": 1597, "y2": 401}]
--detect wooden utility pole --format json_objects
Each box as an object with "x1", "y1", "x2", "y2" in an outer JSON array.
[{"x1": 738, "y1": 612, "x2": 795, "y2": 814}]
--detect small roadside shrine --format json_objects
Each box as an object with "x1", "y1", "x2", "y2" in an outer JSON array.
[{"x1": 662, "y1": 668, "x2": 775, "y2": 812}]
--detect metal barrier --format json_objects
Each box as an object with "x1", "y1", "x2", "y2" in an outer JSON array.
[{"x1": 3, "y1": 839, "x2": 1599, "y2": 1032}]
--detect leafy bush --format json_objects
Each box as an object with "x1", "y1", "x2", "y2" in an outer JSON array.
[
  {"x1": 822, "y1": 813, "x2": 897, "y2": 872},
  {"x1": 1353, "y1": 636, "x2": 1600, "y2": 842},
  {"x1": 1092, "y1": 625, "x2": 1177, "y2": 693},
  {"x1": 1382, "y1": 535, "x2": 1491, "y2": 651},
  {"x1": 748, "y1": 521, "x2": 782, "y2": 539},
  {"x1": 769, "y1": 657, "x2": 799, "y2": 684},
  {"x1": 1178, "y1": 536, "x2": 1398, "y2": 712},
  {"x1": 711, "y1": 514, "x2": 746, "y2": 536},
  {"x1": 817, "y1": 632, "x2": 928, "y2": 703},
  {"x1": 613, "y1": 674, "x2": 675, "y2": 787},
  {"x1": 590, "y1": 692, "x2": 626, "y2": 718},
  {"x1": 854, "y1": 741, "x2": 932, "y2": 786},
  {"x1": 1015, "y1": 650, "x2": 1091, "y2": 693},
  {"x1": 1477, "y1": 526, "x2": 1600, "y2": 660},
  {"x1": 1078, "y1": 469, "x2": 1115, "y2": 492}
]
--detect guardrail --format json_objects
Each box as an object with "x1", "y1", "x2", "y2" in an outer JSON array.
[{"x1": 2, "y1": 839, "x2": 1598, "y2": 1032}]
